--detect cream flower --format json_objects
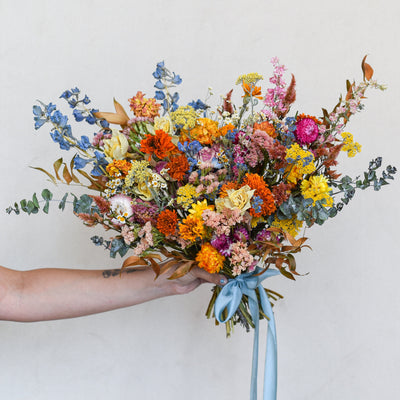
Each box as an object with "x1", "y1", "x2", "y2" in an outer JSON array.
[
  {"x1": 103, "y1": 130, "x2": 129, "y2": 162},
  {"x1": 133, "y1": 181, "x2": 154, "y2": 201},
  {"x1": 215, "y1": 185, "x2": 255, "y2": 214},
  {"x1": 154, "y1": 116, "x2": 173, "y2": 135}
]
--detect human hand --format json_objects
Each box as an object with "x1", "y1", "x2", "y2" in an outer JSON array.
[{"x1": 168, "y1": 266, "x2": 228, "y2": 295}]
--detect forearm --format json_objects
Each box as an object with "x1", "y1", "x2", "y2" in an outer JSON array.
[{"x1": 0, "y1": 266, "x2": 172, "y2": 322}]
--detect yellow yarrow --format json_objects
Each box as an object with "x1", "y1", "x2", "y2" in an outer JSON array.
[
  {"x1": 272, "y1": 215, "x2": 304, "y2": 238},
  {"x1": 285, "y1": 143, "x2": 316, "y2": 184},
  {"x1": 195, "y1": 243, "x2": 225, "y2": 274},
  {"x1": 236, "y1": 72, "x2": 264, "y2": 85},
  {"x1": 125, "y1": 160, "x2": 151, "y2": 186},
  {"x1": 177, "y1": 184, "x2": 199, "y2": 210},
  {"x1": 341, "y1": 132, "x2": 361, "y2": 157},
  {"x1": 301, "y1": 175, "x2": 333, "y2": 207},
  {"x1": 170, "y1": 106, "x2": 198, "y2": 131}
]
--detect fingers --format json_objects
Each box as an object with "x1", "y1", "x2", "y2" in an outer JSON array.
[{"x1": 191, "y1": 267, "x2": 228, "y2": 286}]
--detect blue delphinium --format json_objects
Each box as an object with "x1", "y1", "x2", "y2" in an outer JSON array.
[{"x1": 153, "y1": 61, "x2": 182, "y2": 114}]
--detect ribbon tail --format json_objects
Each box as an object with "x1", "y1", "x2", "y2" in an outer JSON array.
[
  {"x1": 259, "y1": 286, "x2": 277, "y2": 400},
  {"x1": 246, "y1": 290, "x2": 260, "y2": 400}
]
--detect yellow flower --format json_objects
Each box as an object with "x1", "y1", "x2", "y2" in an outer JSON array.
[
  {"x1": 236, "y1": 72, "x2": 264, "y2": 85},
  {"x1": 177, "y1": 184, "x2": 199, "y2": 210},
  {"x1": 179, "y1": 214, "x2": 206, "y2": 242},
  {"x1": 154, "y1": 115, "x2": 174, "y2": 135},
  {"x1": 188, "y1": 199, "x2": 214, "y2": 218},
  {"x1": 272, "y1": 215, "x2": 304, "y2": 237},
  {"x1": 103, "y1": 131, "x2": 130, "y2": 162},
  {"x1": 215, "y1": 185, "x2": 255, "y2": 214},
  {"x1": 301, "y1": 175, "x2": 333, "y2": 207},
  {"x1": 196, "y1": 243, "x2": 225, "y2": 274},
  {"x1": 285, "y1": 143, "x2": 316, "y2": 184},
  {"x1": 341, "y1": 132, "x2": 362, "y2": 157},
  {"x1": 188, "y1": 118, "x2": 220, "y2": 145},
  {"x1": 133, "y1": 181, "x2": 154, "y2": 201}
]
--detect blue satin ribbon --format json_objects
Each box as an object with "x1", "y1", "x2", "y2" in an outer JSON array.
[{"x1": 214, "y1": 268, "x2": 280, "y2": 400}]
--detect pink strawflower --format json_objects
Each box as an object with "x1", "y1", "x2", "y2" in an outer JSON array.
[
  {"x1": 295, "y1": 118, "x2": 319, "y2": 145},
  {"x1": 121, "y1": 225, "x2": 136, "y2": 245}
]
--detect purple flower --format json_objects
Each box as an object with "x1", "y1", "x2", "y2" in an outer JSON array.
[
  {"x1": 295, "y1": 118, "x2": 319, "y2": 145},
  {"x1": 211, "y1": 235, "x2": 232, "y2": 256}
]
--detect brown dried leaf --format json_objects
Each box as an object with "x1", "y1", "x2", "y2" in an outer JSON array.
[
  {"x1": 168, "y1": 261, "x2": 194, "y2": 280},
  {"x1": 362, "y1": 55, "x2": 374, "y2": 81},
  {"x1": 53, "y1": 158, "x2": 63, "y2": 181},
  {"x1": 62, "y1": 164, "x2": 73, "y2": 184},
  {"x1": 30, "y1": 167, "x2": 57, "y2": 185}
]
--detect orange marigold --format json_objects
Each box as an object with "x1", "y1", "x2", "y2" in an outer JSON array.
[
  {"x1": 253, "y1": 121, "x2": 277, "y2": 138},
  {"x1": 219, "y1": 181, "x2": 239, "y2": 198},
  {"x1": 179, "y1": 214, "x2": 205, "y2": 242},
  {"x1": 189, "y1": 118, "x2": 220, "y2": 145},
  {"x1": 106, "y1": 159, "x2": 132, "y2": 177},
  {"x1": 219, "y1": 123, "x2": 236, "y2": 137},
  {"x1": 140, "y1": 130, "x2": 177, "y2": 160},
  {"x1": 296, "y1": 113, "x2": 321, "y2": 125},
  {"x1": 195, "y1": 243, "x2": 225, "y2": 274},
  {"x1": 242, "y1": 173, "x2": 276, "y2": 217},
  {"x1": 166, "y1": 154, "x2": 189, "y2": 181},
  {"x1": 157, "y1": 209, "x2": 178, "y2": 236}
]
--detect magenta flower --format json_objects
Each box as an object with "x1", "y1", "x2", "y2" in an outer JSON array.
[{"x1": 295, "y1": 118, "x2": 319, "y2": 145}]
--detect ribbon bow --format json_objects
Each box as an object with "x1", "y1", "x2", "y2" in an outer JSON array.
[{"x1": 214, "y1": 268, "x2": 280, "y2": 400}]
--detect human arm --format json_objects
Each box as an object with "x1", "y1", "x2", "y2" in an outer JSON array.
[{"x1": 0, "y1": 264, "x2": 226, "y2": 322}]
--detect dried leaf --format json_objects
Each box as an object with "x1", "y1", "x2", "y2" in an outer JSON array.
[
  {"x1": 53, "y1": 158, "x2": 63, "y2": 181},
  {"x1": 361, "y1": 55, "x2": 374, "y2": 81},
  {"x1": 62, "y1": 164, "x2": 73, "y2": 184},
  {"x1": 70, "y1": 157, "x2": 80, "y2": 183},
  {"x1": 168, "y1": 261, "x2": 194, "y2": 280},
  {"x1": 30, "y1": 167, "x2": 57, "y2": 184},
  {"x1": 93, "y1": 98, "x2": 130, "y2": 127}
]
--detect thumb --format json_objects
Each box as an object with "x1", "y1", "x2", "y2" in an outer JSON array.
[{"x1": 191, "y1": 266, "x2": 228, "y2": 286}]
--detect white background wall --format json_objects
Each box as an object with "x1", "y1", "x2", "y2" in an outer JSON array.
[{"x1": 0, "y1": 0, "x2": 399, "y2": 399}]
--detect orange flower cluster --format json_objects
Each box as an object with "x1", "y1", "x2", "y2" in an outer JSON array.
[
  {"x1": 179, "y1": 214, "x2": 205, "y2": 242},
  {"x1": 296, "y1": 113, "x2": 321, "y2": 125},
  {"x1": 156, "y1": 209, "x2": 178, "y2": 236},
  {"x1": 140, "y1": 130, "x2": 176, "y2": 160},
  {"x1": 254, "y1": 121, "x2": 277, "y2": 138},
  {"x1": 219, "y1": 123, "x2": 236, "y2": 137},
  {"x1": 195, "y1": 242, "x2": 225, "y2": 273},
  {"x1": 218, "y1": 181, "x2": 239, "y2": 198},
  {"x1": 106, "y1": 159, "x2": 132, "y2": 177},
  {"x1": 166, "y1": 154, "x2": 189, "y2": 181},
  {"x1": 242, "y1": 83, "x2": 263, "y2": 100},
  {"x1": 129, "y1": 91, "x2": 161, "y2": 119},
  {"x1": 189, "y1": 118, "x2": 221, "y2": 145},
  {"x1": 242, "y1": 173, "x2": 276, "y2": 217}
]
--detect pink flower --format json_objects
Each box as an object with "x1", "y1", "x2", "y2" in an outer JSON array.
[{"x1": 295, "y1": 118, "x2": 319, "y2": 145}]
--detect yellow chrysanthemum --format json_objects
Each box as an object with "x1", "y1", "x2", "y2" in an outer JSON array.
[
  {"x1": 341, "y1": 132, "x2": 362, "y2": 157},
  {"x1": 177, "y1": 184, "x2": 199, "y2": 210},
  {"x1": 188, "y1": 199, "x2": 214, "y2": 219},
  {"x1": 272, "y1": 215, "x2": 304, "y2": 237},
  {"x1": 301, "y1": 175, "x2": 333, "y2": 207},
  {"x1": 179, "y1": 214, "x2": 206, "y2": 242},
  {"x1": 195, "y1": 243, "x2": 225, "y2": 274}
]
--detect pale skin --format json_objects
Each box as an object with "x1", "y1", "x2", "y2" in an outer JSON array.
[{"x1": 0, "y1": 264, "x2": 227, "y2": 322}]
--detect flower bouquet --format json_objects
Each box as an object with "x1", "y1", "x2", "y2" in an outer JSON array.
[{"x1": 8, "y1": 56, "x2": 396, "y2": 399}]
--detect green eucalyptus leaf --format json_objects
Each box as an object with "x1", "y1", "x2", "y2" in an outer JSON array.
[{"x1": 59, "y1": 193, "x2": 69, "y2": 211}]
